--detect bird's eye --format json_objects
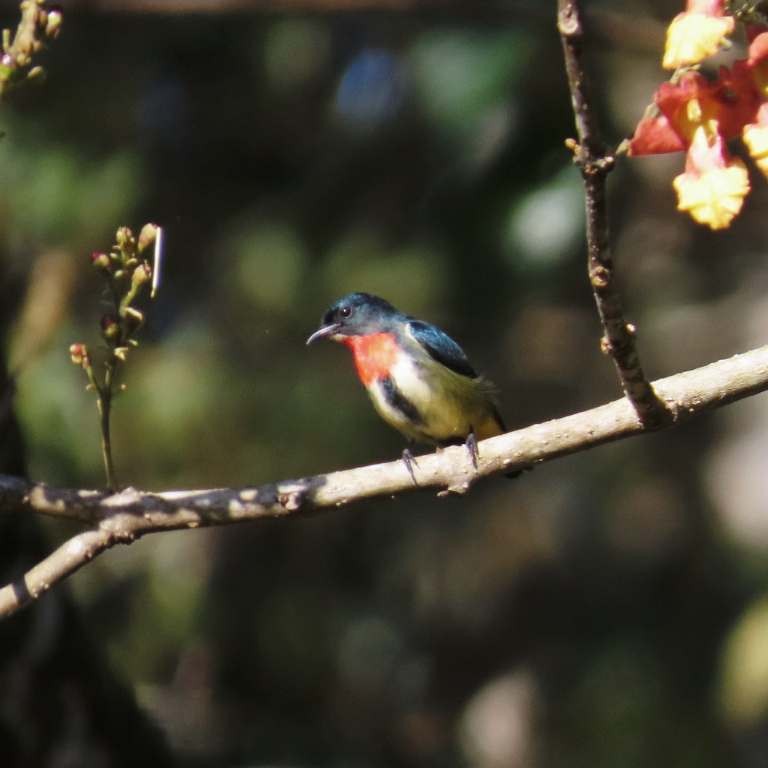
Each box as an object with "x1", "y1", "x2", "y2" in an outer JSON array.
[{"x1": 340, "y1": 306, "x2": 352, "y2": 318}]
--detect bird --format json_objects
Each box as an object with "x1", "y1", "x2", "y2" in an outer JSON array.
[{"x1": 306, "y1": 292, "x2": 506, "y2": 480}]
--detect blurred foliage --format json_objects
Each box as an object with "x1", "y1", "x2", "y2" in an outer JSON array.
[{"x1": 4, "y1": 1, "x2": 768, "y2": 766}]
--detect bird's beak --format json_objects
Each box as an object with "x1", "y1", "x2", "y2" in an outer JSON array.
[{"x1": 306, "y1": 323, "x2": 342, "y2": 345}]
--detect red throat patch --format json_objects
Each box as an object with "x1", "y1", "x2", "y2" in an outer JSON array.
[{"x1": 343, "y1": 333, "x2": 399, "y2": 386}]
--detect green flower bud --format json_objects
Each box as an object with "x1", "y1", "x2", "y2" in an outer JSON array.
[
  {"x1": 123, "y1": 306, "x2": 144, "y2": 327},
  {"x1": 115, "y1": 226, "x2": 134, "y2": 250},
  {"x1": 69, "y1": 343, "x2": 88, "y2": 366},
  {"x1": 100, "y1": 314, "x2": 120, "y2": 341},
  {"x1": 138, "y1": 222, "x2": 158, "y2": 253},
  {"x1": 45, "y1": 8, "x2": 63, "y2": 39},
  {"x1": 0, "y1": 54, "x2": 14, "y2": 85},
  {"x1": 26, "y1": 66, "x2": 45, "y2": 83},
  {"x1": 131, "y1": 263, "x2": 151, "y2": 288},
  {"x1": 91, "y1": 251, "x2": 110, "y2": 270}
]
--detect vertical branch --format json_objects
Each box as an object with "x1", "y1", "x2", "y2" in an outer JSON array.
[{"x1": 557, "y1": 0, "x2": 667, "y2": 427}]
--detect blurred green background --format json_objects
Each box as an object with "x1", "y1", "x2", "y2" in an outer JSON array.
[{"x1": 4, "y1": 0, "x2": 768, "y2": 765}]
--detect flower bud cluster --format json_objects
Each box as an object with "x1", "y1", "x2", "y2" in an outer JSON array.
[
  {"x1": 0, "y1": 1, "x2": 63, "y2": 95},
  {"x1": 90, "y1": 224, "x2": 156, "y2": 292},
  {"x1": 75, "y1": 222, "x2": 158, "y2": 371},
  {"x1": 70, "y1": 220, "x2": 159, "y2": 489}
]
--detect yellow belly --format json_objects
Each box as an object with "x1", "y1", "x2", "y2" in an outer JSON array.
[{"x1": 367, "y1": 355, "x2": 503, "y2": 445}]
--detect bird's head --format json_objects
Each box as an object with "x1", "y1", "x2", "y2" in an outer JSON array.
[{"x1": 306, "y1": 292, "x2": 400, "y2": 344}]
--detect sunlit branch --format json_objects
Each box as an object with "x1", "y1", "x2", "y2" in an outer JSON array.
[{"x1": 2, "y1": 344, "x2": 768, "y2": 618}]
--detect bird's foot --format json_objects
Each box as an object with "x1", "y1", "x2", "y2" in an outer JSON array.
[
  {"x1": 402, "y1": 448, "x2": 419, "y2": 485},
  {"x1": 465, "y1": 430, "x2": 479, "y2": 470}
]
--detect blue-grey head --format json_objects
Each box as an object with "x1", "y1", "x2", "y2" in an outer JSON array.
[{"x1": 306, "y1": 292, "x2": 402, "y2": 344}]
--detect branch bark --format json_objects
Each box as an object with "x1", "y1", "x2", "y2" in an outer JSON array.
[
  {"x1": 2, "y1": 344, "x2": 768, "y2": 618},
  {"x1": 557, "y1": 0, "x2": 667, "y2": 428}
]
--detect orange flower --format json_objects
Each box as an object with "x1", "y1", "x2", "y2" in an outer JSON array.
[
  {"x1": 630, "y1": 74, "x2": 752, "y2": 229},
  {"x1": 628, "y1": 3, "x2": 768, "y2": 228},
  {"x1": 629, "y1": 70, "x2": 755, "y2": 155},
  {"x1": 630, "y1": 73, "x2": 751, "y2": 229}
]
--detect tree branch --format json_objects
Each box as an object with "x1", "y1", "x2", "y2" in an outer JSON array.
[
  {"x1": 557, "y1": 0, "x2": 667, "y2": 428},
  {"x1": 2, "y1": 344, "x2": 768, "y2": 618}
]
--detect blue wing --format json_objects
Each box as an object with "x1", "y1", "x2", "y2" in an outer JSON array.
[{"x1": 408, "y1": 320, "x2": 477, "y2": 378}]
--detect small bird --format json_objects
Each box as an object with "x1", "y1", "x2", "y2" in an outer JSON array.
[{"x1": 307, "y1": 292, "x2": 506, "y2": 479}]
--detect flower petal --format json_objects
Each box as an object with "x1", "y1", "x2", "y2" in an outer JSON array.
[
  {"x1": 686, "y1": 0, "x2": 727, "y2": 14},
  {"x1": 663, "y1": 11, "x2": 735, "y2": 70},
  {"x1": 673, "y1": 129, "x2": 749, "y2": 230},
  {"x1": 743, "y1": 103, "x2": 768, "y2": 177},
  {"x1": 629, "y1": 113, "x2": 686, "y2": 155}
]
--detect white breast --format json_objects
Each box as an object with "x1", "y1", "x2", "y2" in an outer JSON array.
[
  {"x1": 367, "y1": 348, "x2": 483, "y2": 443},
  {"x1": 389, "y1": 354, "x2": 434, "y2": 408},
  {"x1": 366, "y1": 355, "x2": 429, "y2": 441}
]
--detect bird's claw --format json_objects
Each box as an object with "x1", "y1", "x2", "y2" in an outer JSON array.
[
  {"x1": 465, "y1": 430, "x2": 479, "y2": 470},
  {"x1": 402, "y1": 447, "x2": 419, "y2": 485}
]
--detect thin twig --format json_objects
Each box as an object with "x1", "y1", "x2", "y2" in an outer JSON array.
[
  {"x1": 97, "y1": 371, "x2": 117, "y2": 490},
  {"x1": 2, "y1": 343, "x2": 768, "y2": 618},
  {"x1": 557, "y1": 0, "x2": 667, "y2": 428}
]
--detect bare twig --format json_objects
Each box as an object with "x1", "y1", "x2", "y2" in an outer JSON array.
[
  {"x1": 557, "y1": 0, "x2": 667, "y2": 428},
  {"x1": 2, "y1": 344, "x2": 768, "y2": 618}
]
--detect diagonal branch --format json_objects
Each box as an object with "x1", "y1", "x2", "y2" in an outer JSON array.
[
  {"x1": 557, "y1": 0, "x2": 667, "y2": 428},
  {"x1": 2, "y1": 344, "x2": 768, "y2": 618}
]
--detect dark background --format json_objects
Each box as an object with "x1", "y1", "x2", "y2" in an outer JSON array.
[{"x1": 3, "y1": 1, "x2": 768, "y2": 765}]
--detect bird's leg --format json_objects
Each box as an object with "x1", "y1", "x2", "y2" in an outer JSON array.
[
  {"x1": 465, "y1": 429, "x2": 479, "y2": 470},
  {"x1": 402, "y1": 446, "x2": 419, "y2": 485}
]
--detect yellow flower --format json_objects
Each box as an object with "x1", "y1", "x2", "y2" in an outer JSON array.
[
  {"x1": 663, "y1": 11, "x2": 734, "y2": 70},
  {"x1": 673, "y1": 126, "x2": 750, "y2": 230},
  {"x1": 743, "y1": 119, "x2": 768, "y2": 177},
  {"x1": 674, "y1": 161, "x2": 749, "y2": 229}
]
